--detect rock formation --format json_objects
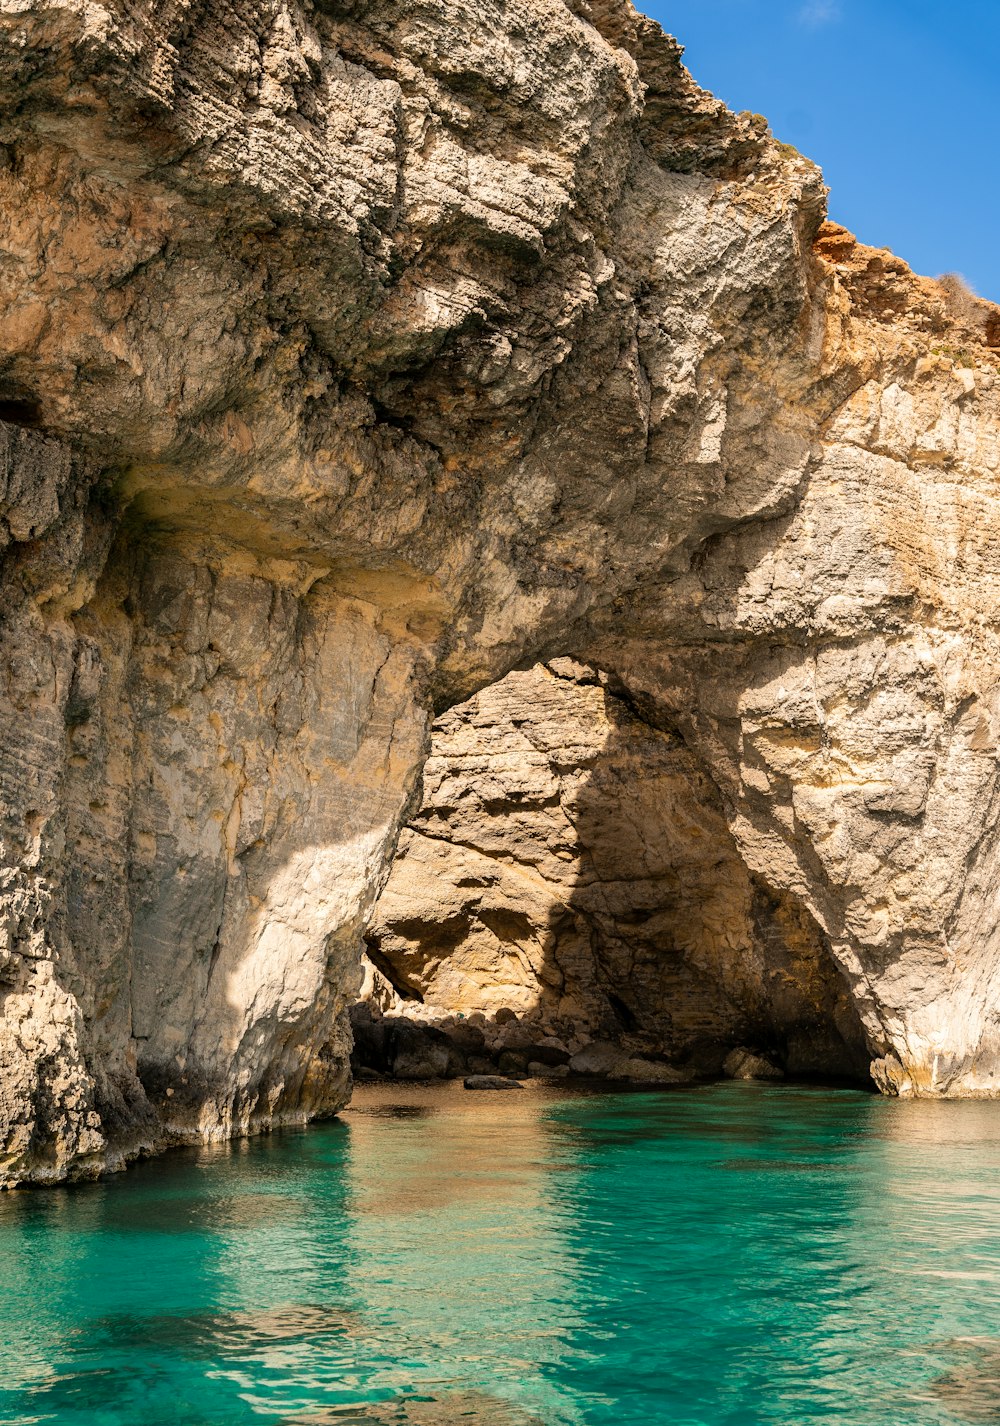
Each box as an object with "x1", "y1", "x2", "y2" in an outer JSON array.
[
  {"x1": 0, "y1": 0, "x2": 998, "y2": 1183},
  {"x1": 357, "y1": 660, "x2": 868, "y2": 1084}
]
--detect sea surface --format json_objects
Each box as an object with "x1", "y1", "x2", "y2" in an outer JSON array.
[{"x1": 4, "y1": 1080, "x2": 1000, "y2": 1425}]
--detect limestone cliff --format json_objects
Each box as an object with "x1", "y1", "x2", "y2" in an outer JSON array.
[
  {"x1": 358, "y1": 659, "x2": 869, "y2": 1084},
  {"x1": 0, "y1": 0, "x2": 998, "y2": 1184}
]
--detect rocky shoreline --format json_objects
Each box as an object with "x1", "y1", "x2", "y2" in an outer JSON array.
[{"x1": 1, "y1": 0, "x2": 1000, "y2": 1185}]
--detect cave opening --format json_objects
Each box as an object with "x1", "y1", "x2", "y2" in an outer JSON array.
[{"x1": 351, "y1": 660, "x2": 872, "y2": 1090}]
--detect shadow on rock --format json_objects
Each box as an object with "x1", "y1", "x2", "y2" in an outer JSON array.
[{"x1": 354, "y1": 662, "x2": 872, "y2": 1093}]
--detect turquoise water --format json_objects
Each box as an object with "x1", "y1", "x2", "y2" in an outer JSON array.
[{"x1": 4, "y1": 1081, "x2": 1000, "y2": 1426}]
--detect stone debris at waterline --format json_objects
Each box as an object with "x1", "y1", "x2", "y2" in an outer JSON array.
[{"x1": 464, "y1": 1077, "x2": 524, "y2": 1092}]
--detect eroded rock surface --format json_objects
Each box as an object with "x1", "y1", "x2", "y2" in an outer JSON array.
[
  {"x1": 0, "y1": 0, "x2": 998, "y2": 1183},
  {"x1": 359, "y1": 661, "x2": 868, "y2": 1083}
]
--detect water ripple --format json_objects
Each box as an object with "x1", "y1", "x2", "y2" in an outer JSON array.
[{"x1": 3, "y1": 1082, "x2": 1000, "y2": 1425}]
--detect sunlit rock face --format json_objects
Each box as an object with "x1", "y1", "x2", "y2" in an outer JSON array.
[
  {"x1": 0, "y1": 424, "x2": 430, "y2": 1180},
  {"x1": 360, "y1": 660, "x2": 869, "y2": 1084},
  {"x1": 0, "y1": 0, "x2": 999, "y2": 1183}
]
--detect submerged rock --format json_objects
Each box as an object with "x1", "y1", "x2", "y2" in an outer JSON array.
[
  {"x1": 931, "y1": 1338, "x2": 1000, "y2": 1422},
  {"x1": 284, "y1": 1390, "x2": 548, "y2": 1424}
]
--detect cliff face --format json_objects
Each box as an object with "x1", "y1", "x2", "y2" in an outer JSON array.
[
  {"x1": 0, "y1": 0, "x2": 998, "y2": 1183},
  {"x1": 359, "y1": 660, "x2": 869, "y2": 1084}
]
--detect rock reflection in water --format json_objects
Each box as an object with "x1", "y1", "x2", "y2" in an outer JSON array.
[
  {"x1": 339, "y1": 1081, "x2": 576, "y2": 1219},
  {"x1": 348, "y1": 1104, "x2": 434, "y2": 1120},
  {"x1": 11, "y1": 1085, "x2": 1000, "y2": 1425},
  {"x1": 103, "y1": 1190, "x2": 306, "y2": 1234},
  {"x1": 93, "y1": 1303, "x2": 366, "y2": 1358}
]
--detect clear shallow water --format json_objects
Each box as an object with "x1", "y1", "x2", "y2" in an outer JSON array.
[{"x1": 5, "y1": 1082, "x2": 1000, "y2": 1426}]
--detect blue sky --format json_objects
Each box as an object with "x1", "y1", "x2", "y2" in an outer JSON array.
[{"x1": 641, "y1": 1, "x2": 999, "y2": 302}]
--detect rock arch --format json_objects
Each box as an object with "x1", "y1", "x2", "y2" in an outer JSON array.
[
  {"x1": 0, "y1": 0, "x2": 999, "y2": 1184},
  {"x1": 356, "y1": 660, "x2": 870, "y2": 1085}
]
